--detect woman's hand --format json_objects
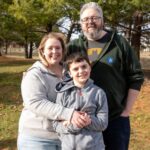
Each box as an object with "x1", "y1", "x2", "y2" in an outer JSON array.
[{"x1": 70, "y1": 111, "x2": 91, "y2": 128}]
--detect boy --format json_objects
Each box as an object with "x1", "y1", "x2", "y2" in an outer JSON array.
[{"x1": 53, "y1": 52, "x2": 108, "y2": 150}]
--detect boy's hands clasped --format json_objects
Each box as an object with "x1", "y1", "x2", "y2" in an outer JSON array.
[{"x1": 70, "y1": 111, "x2": 91, "y2": 128}]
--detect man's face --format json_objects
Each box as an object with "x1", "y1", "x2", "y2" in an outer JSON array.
[{"x1": 80, "y1": 8, "x2": 103, "y2": 40}]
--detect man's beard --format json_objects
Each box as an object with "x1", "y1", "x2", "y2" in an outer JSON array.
[{"x1": 83, "y1": 27, "x2": 103, "y2": 40}]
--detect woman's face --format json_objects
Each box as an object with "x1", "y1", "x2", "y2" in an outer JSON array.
[{"x1": 43, "y1": 38, "x2": 63, "y2": 66}]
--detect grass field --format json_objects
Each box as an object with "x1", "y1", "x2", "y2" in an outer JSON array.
[
  {"x1": 0, "y1": 56, "x2": 36, "y2": 150},
  {"x1": 0, "y1": 55, "x2": 150, "y2": 150}
]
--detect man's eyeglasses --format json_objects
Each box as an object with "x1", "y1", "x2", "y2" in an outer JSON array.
[{"x1": 81, "y1": 16, "x2": 101, "y2": 23}]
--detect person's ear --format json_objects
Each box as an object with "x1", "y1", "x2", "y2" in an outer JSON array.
[
  {"x1": 42, "y1": 51, "x2": 45, "y2": 57},
  {"x1": 68, "y1": 71, "x2": 72, "y2": 78}
]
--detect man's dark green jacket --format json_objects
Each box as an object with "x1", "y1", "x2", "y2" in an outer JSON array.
[{"x1": 66, "y1": 30, "x2": 144, "y2": 121}]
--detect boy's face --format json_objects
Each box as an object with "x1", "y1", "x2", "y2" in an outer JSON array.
[{"x1": 69, "y1": 60, "x2": 91, "y2": 88}]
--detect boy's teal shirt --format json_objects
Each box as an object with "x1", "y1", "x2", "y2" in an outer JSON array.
[{"x1": 67, "y1": 29, "x2": 144, "y2": 121}]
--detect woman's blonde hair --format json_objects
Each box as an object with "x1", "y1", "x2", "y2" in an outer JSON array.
[{"x1": 38, "y1": 32, "x2": 66, "y2": 67}]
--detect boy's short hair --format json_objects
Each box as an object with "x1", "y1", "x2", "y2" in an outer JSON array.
[{"x1": 65, "y1": 52, "x2": 91, "y2": 70}]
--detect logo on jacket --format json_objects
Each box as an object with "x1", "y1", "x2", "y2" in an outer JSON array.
[
  {"x1": 107, "y1": 57, "x2": 113, "y2": 64},
  {"x1": 87, "y1": 48, "x2": 102, "y2": 62}
]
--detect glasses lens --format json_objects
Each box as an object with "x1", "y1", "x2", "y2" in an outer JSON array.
[{"x1": 81, "y1": 16, "x2": 101, "y2": 23}]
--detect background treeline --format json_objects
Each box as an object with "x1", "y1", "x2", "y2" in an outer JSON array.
[{"x1": 0, "y1": 0, "x2": 149, "y2": 58}]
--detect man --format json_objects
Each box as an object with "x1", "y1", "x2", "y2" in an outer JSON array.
[{"x1": 66, "y1": 2, "x2": 144, "y2": 150}]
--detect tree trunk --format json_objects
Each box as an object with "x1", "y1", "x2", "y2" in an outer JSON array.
[
  {"x1": 0, "y1": 40, "x2": 3, "y2": 56},
  {"x1": 125, "y1": 20, "x2": 132, "y2": 44},
  {"x1": 24, "y1": 36, "x2": 28, "y2": 58},
  {"x1": 131, "y1": 11, "x2": 143, "y2": 59},
  {"x1": 66, "y1": 22, "x2": 81, "y2": 43},
  {"x1": 5, "y1": 40, "x2": 8, "y2": 54},
  {"x1": 128, "y1": 22, "x2": 132, "y2": 44},
  {"x1": 46, "y1": 23, "x2": 53, "y2": 33},
  {"x1": 0, "y1": 42, "x2": 2, "y2": 56},
  {"x1": 28, "y1": 41, "x2": 33, "y2": 58},
  {"x1": 0, "y1": 49, "x2": 2, "y2": 56},
  {"x1": 66, "y1": 23, "x2": 74, "y2": 43}
]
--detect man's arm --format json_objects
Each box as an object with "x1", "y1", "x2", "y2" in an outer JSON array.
[
  {"x1": 121, "y1": 89, "x2": 139, "y2": 117},
  {"x1": 119, "y1": 35, "x2": 144, "y2": 117}
]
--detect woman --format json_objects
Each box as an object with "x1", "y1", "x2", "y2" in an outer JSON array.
[{"x1": 17, "y1": 32, "x2": 91, "y2": 150}]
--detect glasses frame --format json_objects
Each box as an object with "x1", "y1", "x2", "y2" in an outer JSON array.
[{"x1": 80, "y1": 16, "x2": 101, "y2": 23}]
